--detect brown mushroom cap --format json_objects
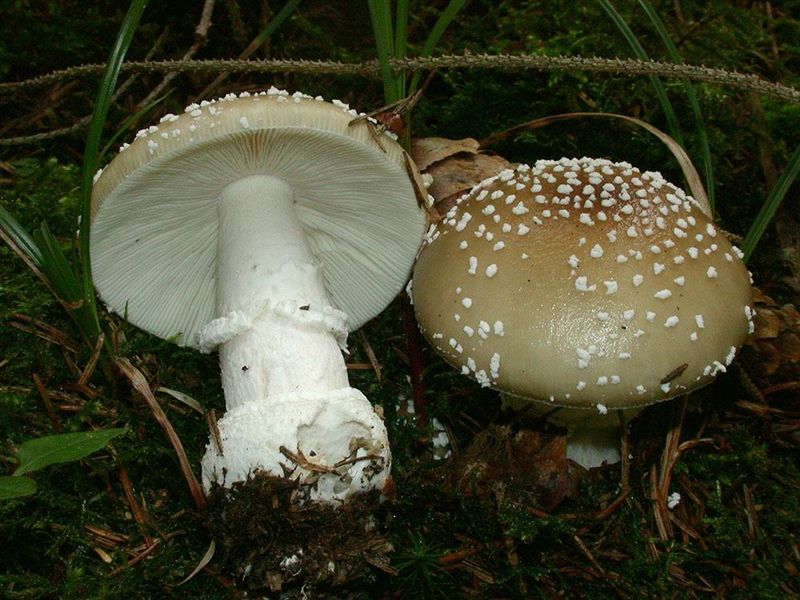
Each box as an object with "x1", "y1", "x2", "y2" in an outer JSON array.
[{"x1": 412, "y1": 157, "x2": 754, "y2": 414}]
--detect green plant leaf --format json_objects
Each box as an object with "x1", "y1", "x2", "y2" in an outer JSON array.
[
  {"x1": 0, "y1": 476, "x2": 37, "y2": 500},
  {"x1": 0, "y1": 208, "x2": 101, "y2": 344},
  {"x1": 638, "y1": 0, "x2": 715, "y2": 214},
  {"x1": 743, "y1": 143, "x2": 800, "y2": 261},
  {"x1": 597, "y1": 0, "x2": 684, "y2": 148},
  {"x1": 14, "y1": 428, "x2": 127, "y2": 476}
]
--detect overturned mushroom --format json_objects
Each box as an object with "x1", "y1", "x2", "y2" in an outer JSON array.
[
  {"x1": 91, "y1": 89, "x2": 426, "y2": 501},
  {"x1": 411, "y1": 157, "x2": 753, "y2": 468}
]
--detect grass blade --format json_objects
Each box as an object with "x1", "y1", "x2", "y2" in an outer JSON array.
[
  {"x1": 638, "y1": 0, "x2": 715, "y2": 214},
  {"x1": 100, "y1": 91, "x2": 171, "y2": 161},
  {"x1": 0, "y1": 205, "x2": 44, "y2": 267},
  {"x1": 742, "y1": 143, "x2": 800, "y2": 261},
  {"x1": 597, "y1": 0, "x2": 684, "y2": 148},
  {"x1": 177, "y1": 540, "x2": 216, "y2": 586},
  {"x1": 253, "y1": 0, "x2": 302, "y2": 47},
  {"x1": 79, "y1": 0, "x2": 149, "y2": 345},
  {"x1": 33, "y1": 223, "x2": 84, "y2": 303},
  {"x1": 394, "y1": 0, "x2": 409, "y2": 100},
  {"x1": 368, "y1": 0, "x2": 399, "y2": 103},
  {"x1": 33, "y1": 223, "x2": 103, "y2": 342},
  {"x1": 408, "y1": 0, "x2": 469, "y2": 95}
]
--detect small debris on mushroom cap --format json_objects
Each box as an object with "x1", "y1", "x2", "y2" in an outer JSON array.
[{"x1": 414, "y1": 157, "x2": 753, "y2": 412}]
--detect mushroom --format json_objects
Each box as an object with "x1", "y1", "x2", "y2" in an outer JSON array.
[
  {"x1": 91, "y1": 88, "x2": 427, "y2": 501},
  {"x1": 411, "y1": 157, "x2": 753, "y2": 468}
]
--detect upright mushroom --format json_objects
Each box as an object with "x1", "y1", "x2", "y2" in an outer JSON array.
[
  {"x1": 411, "y1": 157, "x2": 753, "y2": 468},
  {"x1": 91, "y1": 89, "x2": 426, "y2": 501}
]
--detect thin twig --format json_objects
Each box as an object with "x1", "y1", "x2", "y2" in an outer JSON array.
[
  {"x1": 206, "y1": 409, "x2": 223, "y2": 456},
  {"x1": 650, "y1": 464, "x2": 672, "y2": 540},
  {"x1": 134, "y1": 0, "x2": 216, "y2": 111},
  {"x1": 658, "y1": 396, "x2": 688, "y2": 502},
  {"x1": 591, "y1": 487, "x2": 631, "y2": 522},
  {"x1": 32, "y1": 373, "x2": 63, "y2": 433},
  {"x1": 401, "y1": 291, "x2": 427, "y2": 426},
  {"x1": 107, "y1": 539, "x2": 162, "y2": 577},
  {"x1": 118, "y1": 464, "x2": 155, "y2": 548},
  {"x1": 357, "y1": 329, "x2": 382, "y2": 383},
  {"x1": 278, "y1": 445, "x2": 382, "y2": 474},
  {"x1": 116, "y1": 358, "x2": 207, "y2": 510},
  {"x1": 79, "y1": 332, "x2": 105, "y2": 386},
  {"x1": 8, "y1": 316, "x2": 80, "y2": 353},
  {"x1": 0, "y1": 30, "x2": 166, "y2": 147},
  {"x1": 573, "y1": 534, "x2": 605, "y2": 574}
]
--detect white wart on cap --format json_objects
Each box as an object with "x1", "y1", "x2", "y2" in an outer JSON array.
[
  {"x1": 92, "y1": 89, "x2": 427, "y2": 501},
  {"x1": 412, "y1": 157, "x2": 753, "y2": 429}
]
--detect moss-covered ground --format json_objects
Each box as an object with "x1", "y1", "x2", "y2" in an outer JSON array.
[{"x1": 1, "y1": 1, "x2": 799, "y2": 597}]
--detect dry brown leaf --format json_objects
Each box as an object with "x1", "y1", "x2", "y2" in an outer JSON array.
[
  {"x1": 426, "y1": 153, "x2": 513, "y2": 215},
  {"x1": 116, "y1": 358, "x2": 206, "y2": 510},
  {"x1": 742, "y1": 288, "x2": 800, "y2": 385},
  {"x1": 444, "y1": 425, "x2": 576, "y2": 511},
  {"x1": 410, "y1": 136, "x2": 480, "y2": 171}
]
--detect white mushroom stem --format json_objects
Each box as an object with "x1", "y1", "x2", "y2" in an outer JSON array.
[
  {"x1": 216, "y1": 175, "x2": 348, "y2": 403},
  {"x1": 565, "y1": 423, "x2": 622, "y2": 470},
  {"x1": 501, "y1": 394, "x2": 623, "y2": 469},
  {"x1": 199, "y1": 175, "x2": 390, "y2": 502}
]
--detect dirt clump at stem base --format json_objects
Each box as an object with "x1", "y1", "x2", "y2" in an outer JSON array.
[{"x1": 205, "y1": 472, "x2": 393, "y2": 596}]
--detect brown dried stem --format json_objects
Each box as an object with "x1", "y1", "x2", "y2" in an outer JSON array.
[
  {"x1": 2, "y1": 53, "x2": 797, "y2": 103},
  {"x1": 116, "y1": 357, "x2": 206, "y2": 511}
]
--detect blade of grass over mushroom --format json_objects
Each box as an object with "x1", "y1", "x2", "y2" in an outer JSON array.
[
  {"x1": 252, "y1": 0, "x2": 303, "y2": 50},
  {"x1": 479, "y1": 111, "x2": 710, "y2": 215},
  {"x1": 597, "y1": 0, "x2": 684, "y2": 148},
  {"x1": 369, "y1": 0, "x2": 400, "y2": 103},
  {"x1": 742, "y1": 143, "x2": 800, "y2": 261},
  {"x1": 78, "y1": 0, "x2": 149, "y2": 346},
  {"x1": 638, "y1": 0, "x2": 715, "y2": 214},
  {"x1": 407, "y1": 0, "x2": 469, "y2": 96},
  {"x1": 99, "y1": 92, "x2": 171, "y2": 161}
]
